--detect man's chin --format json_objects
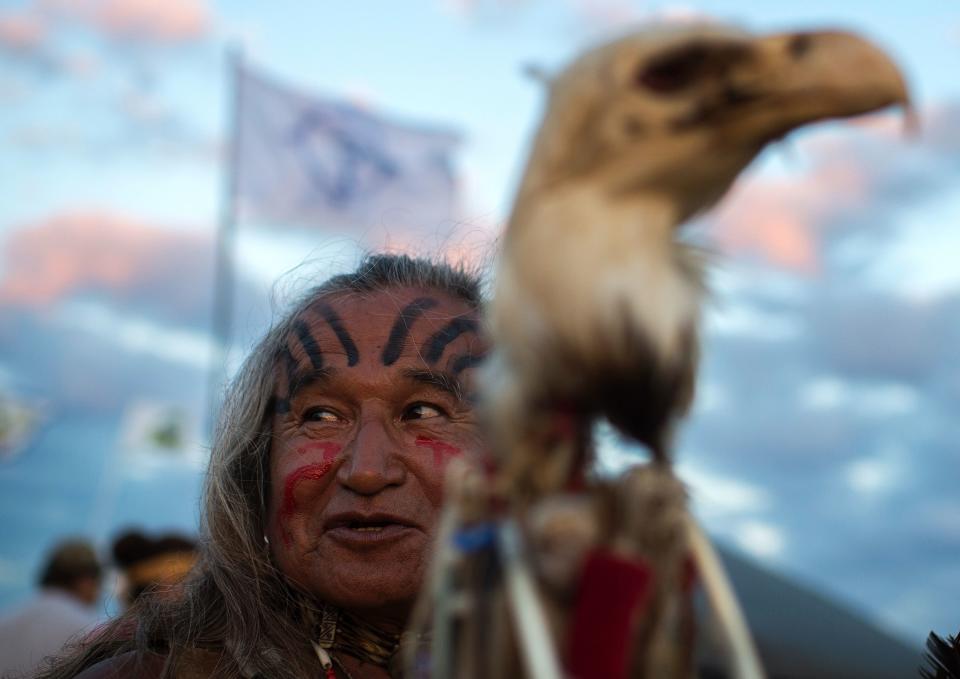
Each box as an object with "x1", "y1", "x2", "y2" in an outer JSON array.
[
  {"x1": 308, "y1": 537, "x2": 428, "y2": 612},
  {"x1": 316, "y1": 570, "x2": 424, "y2": 619}
]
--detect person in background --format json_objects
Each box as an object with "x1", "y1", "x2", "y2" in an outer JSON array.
[
  {"x1": 0, "y1": 539, "x2": 103, "y2": 676},
  {"x1": 111, "y1": 531, "x2": 197, "y2": 608}
]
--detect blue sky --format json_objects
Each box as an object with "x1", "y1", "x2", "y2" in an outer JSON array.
[{"x1": 0, "y1": 0, "x2": 958, "y2": 649}]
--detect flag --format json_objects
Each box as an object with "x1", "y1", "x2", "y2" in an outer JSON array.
[
  {"x1": 120, "y1": 401, "x2": 200, "y2": 463},
  {"x1": 233, "y1": 63, "x2": 461, "y2": 236},
  {"x1": 0, "y1": 393, "x2": 42, "y2": 462}
]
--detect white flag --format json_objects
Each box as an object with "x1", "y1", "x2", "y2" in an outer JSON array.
[
  {"x1": 234, "y1": 64, "x2": 461, "y2": 237},
  {"x1": 0, "y1": 393, "x2": 42, "y2": 462},
  {"x1": 120, "y1": 401, "x2": 199, "y2": 462}
]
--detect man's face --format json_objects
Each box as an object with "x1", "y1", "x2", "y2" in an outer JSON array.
[{"x1": 266, "y1": 286, "x2": 487, "y2": 620}]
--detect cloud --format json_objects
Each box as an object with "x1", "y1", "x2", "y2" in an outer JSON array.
[
  {"x1": 0, "y1": 208, "x2": 496, "y2": 418},
  {"x1": 670, "y1": 99, "x2": 960, "y2": 639},
  {"x1": 0, "y1": 0, "x2": 213, "y2": 82},
  {"x1": 114, "y1": 88, "x2": 221, "y2": 160},
  {"x1": 0, "y1": 2, "x2": 213, "y2": 161},
  {"x1": 370, "y1": 215, "x2": 499, "y2": 272},
  {"x1": 438, "y1": 0, "x2": 529, "y2": 19},
  {"x1": 568, "y1": 0, "x2": 641, "y2": 32},
  {"x1": 442, "y1": 0, "x2": 711, "y2": 38},
  {"x1": 0, "y1": 12, "x2": 45, "y2": 51},
  {"x1": 7, "y1": 124, "x2": 84, "y2": 151},
  {"x1": 3, "y1": 81, "x2": 217, "y2": 161},
  {"x1": 732, "y1": 519, "x2": 786, "y2": 561},
  {"x1": 806, "y1": 291, "x2": 955, "y2": 382},
  {"x1": 0, "y1": 210, "x2": 215, "y2": 327},
  {"x1": 706, "y1": 174, "x2": 825, "y2": 273},
  {"x1": 40, "y1": 0, "x2": 211, "y2": 44},
  {"x1": 680, "y1": 283, "x2": 960, "y2": 640},
  {"x1": 568, "y1": 1, "x2": 712, "y2": 38},
  {"x1": 799, "y1": 376, "x2": 918, "y2": 416},
  {"x1": 706, "y1": 297, "x2": 802, "y2": 341},
  {"x1": 58, "y1": 299, "x2": 212, "y2": 369},
  {"x1": 705, "y1": 104, "x2": 960, "y2": 275},
  {"x1": 0, "y1": 9, "x2": 63, "y2": 74},
  {"x1": 676, "y1": 459, "x2": 772, "y2": 515},
  {"x1": 0, "y1": 305, "x2": 208, "y2": 413},
  {"x1": 0, "y1": 208, "x2": 261, "y2": 413},
  {"x1": 845, "y1": 453, "x2": 901, "y2": 496}
]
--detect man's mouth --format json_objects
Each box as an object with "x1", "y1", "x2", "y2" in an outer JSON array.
[
  {"x1": 323, "y1": 512, "x2": 420, "y2": 545},
  {"x1": 341, "y1": 520, "x2": 401, "y2": 533},
  {"x1": 325, "y1": 512, "x2": 417, "y2": 529}
]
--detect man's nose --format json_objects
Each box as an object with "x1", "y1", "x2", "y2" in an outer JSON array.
[{"x1": 337, "y1": 417, "x2": 406, "y2": 495}]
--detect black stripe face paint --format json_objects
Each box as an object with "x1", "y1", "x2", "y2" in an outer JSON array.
[
  {"x1": 274, "y1": 290, "x2": 485, "y2": 423},
  {"x1": 315, "y1": 303, "x2": 360, "y2": 366},
  {"x1": 274, "y1": 396, "x2": 291, "y2": 414},
  {"x1": 275, "y1": 347, "x2": 300, "y2": 413},
  {"x1": 422, "y1": 317, "x2": 479, "y2": 364},
  {"x1": 293, "y1": 319, "x2": 324, "y2": 370},
  {"x1": 382, "y1": 297, "x2": 439, "y2": 366},
  {"x1": 282, "y1": 347, "x2": 299, "y2": 387},
  {"x1": 451, "y1": 352, "x2": 487, "y2": 375}
]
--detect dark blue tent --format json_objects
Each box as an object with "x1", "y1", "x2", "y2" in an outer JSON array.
[{"x1": 698, "y1": 547, "x2": 923, "y2": 678}]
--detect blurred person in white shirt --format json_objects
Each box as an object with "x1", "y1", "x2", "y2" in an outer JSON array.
[{"x1": 0, "y1": 539, "x2": 103, "y2": 676}]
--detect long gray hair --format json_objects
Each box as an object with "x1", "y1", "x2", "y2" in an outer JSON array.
[{"x1": 39, "y1": 254, "x2": 484, "y2": 679}]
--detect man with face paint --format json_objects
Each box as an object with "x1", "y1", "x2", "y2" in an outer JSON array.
[
  {"x1": 266, "y1": 278, "x2": 488, "y2": 676},
  {"x1": 42, "y1": 255, "x2": 488, "y2": 679}
]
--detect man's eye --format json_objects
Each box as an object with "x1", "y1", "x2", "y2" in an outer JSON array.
[
  {"x1": 403, "y1": 403, "x2": 445, "y2": 421},
  {"x1": 304, "y1": 407, "x2": 341, "y2": 423}
]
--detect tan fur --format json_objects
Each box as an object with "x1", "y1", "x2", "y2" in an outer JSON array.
[{"x1": 489, "y1": 22, "x2": 909, "y2": 464}]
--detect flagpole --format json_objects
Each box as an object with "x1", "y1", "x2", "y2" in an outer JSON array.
[{"x1": 206, "y1": 45, "x2": 244, "y2": 436}]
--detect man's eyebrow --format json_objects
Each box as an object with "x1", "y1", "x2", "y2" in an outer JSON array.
[
  {"x1": 287, "y1": 366, "x2": 336, "y2": 400},
  {"x1": 402, "y1": 368, "x2": 465, "y2": 402},
  {"x1": 274, "y1": 366, "x2": 336, "y2": 415}
]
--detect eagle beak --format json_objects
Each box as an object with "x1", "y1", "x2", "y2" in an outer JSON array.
[{"x1": 722, "y1": 30, "x2": 912, "y2": 142}]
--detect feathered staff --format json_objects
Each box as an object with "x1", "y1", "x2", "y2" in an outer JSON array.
[
  {"x1": 921, "y1": 630, "x2": 960, "y2": 679},
  {"x1": 408, "y1": 20, "x2": 910, "y2": 679}
]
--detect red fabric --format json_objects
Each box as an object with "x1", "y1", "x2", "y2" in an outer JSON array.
[{"x1": 566, "y1": 549, "x2": 653, "y2": 679}]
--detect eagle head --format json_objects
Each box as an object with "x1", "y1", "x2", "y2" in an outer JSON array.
[{"x1": 521, "y1": 23, "x2": 911, "y2": 223}]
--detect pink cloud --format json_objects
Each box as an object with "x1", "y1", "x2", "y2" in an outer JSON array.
[
  {"x1": 569, "y1": 0, "x2": 641, "y2": 30},
  {"x1": 0, "y1": 210, "x2": 214, "y2": 324},
  {"x1": 568, "y1": 1, "x2": 714, "y2": 37},
  {"x1": 91, "y1": 0, "x2": 209, "y2": 42},
  {"x1": 704, "y1": 103, "x2": 958, "y2": 274},
  {"x1": 366, "y1": 208, "x2": 500, "y2": 271},
  {"x1": 0, "y1": 12, "x2": 46, "y2": 51},
  {"x1": 709, "y1": 155, "x2": 871, "y2": 274},
  {"x1": 1, "y1": 0, "x2": 207, "y2": 78},
  {"x1": 60, "y1": 49, "x2": 99, "y2": 76},
  {"x1": 439, "y1": 0, "x2": 529, "y2": 18},
  {"x1": 39, "y1": 0, "x2": 211, "y2": 44}
]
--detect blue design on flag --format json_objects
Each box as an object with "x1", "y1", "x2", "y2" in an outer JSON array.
[
  {"x1": 287, "y1": 106, "x2": 399, "y2": 209},
  {"x1": 234, "y1": 64, "x2": 460, "y2": 236}
]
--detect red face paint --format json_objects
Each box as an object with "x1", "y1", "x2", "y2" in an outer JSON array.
[
  {"x1": 277, "y1": 443, "x2": 342, "y2": 545},
  {"x1": 415, "y1": 436, "x2": 461, "y2": 467},
  {"x1": 295, "y1": 441, "x2": 342, "y2": 462}
]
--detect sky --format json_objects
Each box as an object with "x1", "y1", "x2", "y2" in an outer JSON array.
[{"x1": 0, "y1": 0, "x2": 958, "y2": 650}]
